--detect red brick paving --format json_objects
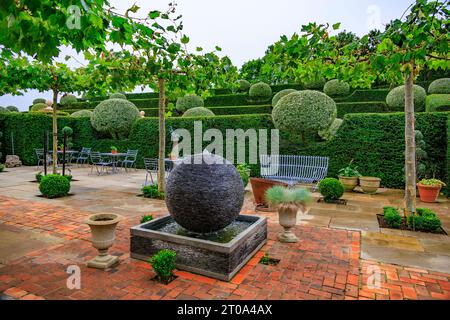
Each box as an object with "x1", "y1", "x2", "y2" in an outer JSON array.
[{"x1": 1, "y1": 195, "x2": 450, "y2": 300}]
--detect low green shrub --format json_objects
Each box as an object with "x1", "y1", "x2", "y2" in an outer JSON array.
[
  {"x1": 318, "y1": 178, "x2": 344, "y2": 202},
  {"x1": 71, "y1": 110, "x2": 93, "y2": 118},
  {"x1": 142, "y1": 184, "x2": 164, "y2": 199},
  {"x1": 182, "y1": 107, "x2": 215, "y2": 117},
  {"x1": 237, "y1": 80, "x2": 251, "y2": 92},
  {"x1": 428, "y1": 78, "x2": 450, "y2": 94},
  {"x1": 176, "y1": 94, "x2": 204, "y2": 112},
  {"x1": 407, "y1": 208, "x2": 442, "y2": 232},
  {"x1": 324, "y1": 80, "x2": 350, "y2": 97},
  {"x1": 383, "y1": 207, "x2": 402, "y2": 229},
  {"x1": 140, "y1": 215, "x2": 154, "y2": 224},
  {"x1": 110, "y1": 93, "x2": 127, "y2": 100},
  {"x1": 249, "y1": 82, "x2": 272, "y2": 101},
  {"x1": 0, "y1": 163, "x2": 4, "y2": 172},
  {"x1": 60, "y1": 94, "x2": 77, "y2": 107},
  {"x1": 426, "y1": 94, "x2": 450, "y2": 112},
  {"x1": 30, "y1": 103, "x2": 48, "y2": 112},
  {"x1": 271, "y1": 89, "x2": 297, "y2": 108},
  {"x1": 386, "y1": 85, "x2": 426, "y2": 112},
  {"x1": 6, "y1": 106, "x2": 19, "y2": 112},
  {"x1": 0, "y1": 107, "x2": 9, "y2": 113},
  {"x1": 39, "y1": 174, "x2": 71, "y2": 198},
  {"x1": 236, "y1": 164, "x2": 250, "y2": 188},
  {"x1": 33, "y1": 98, "x2": 47, "y2": 104},
  {"x1": 149, "y1": 249, "x2": 177, "y2": 284}
]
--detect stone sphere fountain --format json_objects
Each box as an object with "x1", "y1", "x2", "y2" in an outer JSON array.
[{"x1": 130, "y1": 152, "x2": 267, "y2": 281}]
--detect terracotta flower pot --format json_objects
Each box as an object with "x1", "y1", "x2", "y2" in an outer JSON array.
[
  {"x1": 417, "y1": 183, "x2": 441, "y2": 203},
  {"x1": 277, "y1": 205, "x2": 300, "y2": 243},
  {"x1": 359, "y1": 177, "x2": 381, "y2": 194},
  {"x1": 339, "y1": 176, "x2": 359, "y2": 191},
  {"x1": 86, "y1": 213, "x2": 122, "y2": 269},
  {"x1": 250, "y1": 178, "x2": 288, "y2": 207},
  {"x1": 111, "y1": 150, "x2": 118, "y2": 155}
]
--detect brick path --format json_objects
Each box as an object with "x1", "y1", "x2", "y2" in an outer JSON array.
[{"x1": 0, "y1": 195, "x2": 449, "y2": 300}]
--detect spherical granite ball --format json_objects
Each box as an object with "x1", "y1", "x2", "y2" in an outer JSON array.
[{"x1": 165, "y1": 153, "x2": 244, "y2": 233}]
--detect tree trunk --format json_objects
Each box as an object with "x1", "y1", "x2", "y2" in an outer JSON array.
[
  {"x1": 158, "y1": 78, "x2": 166, "y2": 193},
  {"x1": 52, "y1": 88, "x2": 59, "y2": 174},
  {"x1": 404, "y1": 70, "x2": 416, "y2": 219}
]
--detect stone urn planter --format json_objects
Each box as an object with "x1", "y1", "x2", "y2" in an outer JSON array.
[
  {"x1": 339, "y1": 176, "x2": 359, "y2": 191},
  {"x1": 277, "y1": 205, "x2": 300, "y2": 243},
  {"x1": 86, "y1": 213, "x2": 122, "y2": 269},
  {"x1": 417, "y1": 179, "x2": 446, "y2": 203},
  {"x1": 250, "y1": 178, "x2": 288, "y2": 208},
  {"x1": 359, "y1": 177, "x2": 381, "y2": 194}
]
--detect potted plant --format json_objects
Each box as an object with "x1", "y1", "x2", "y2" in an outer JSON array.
[
  {"x1": 250, "y1": 177, "x2": 288, "y2": 210},
  {"x1": 417, "y1": 179, "x2": 446, "y2": 203},
  {"x1": 359, "y1": 176, "x2": 382, "y2": 194},
  {"x1": 338, "y1": 162, "x2": 361, "y2": 191},
  {"x1": 85, "y1": 213, "x2": 123, "y2": 269},
  {"x1": 111, "y1": 146, "x2": 118, "y2": 154},
  {"x1": 265, "y1": 186, "x2": 312, "y2": 243}
]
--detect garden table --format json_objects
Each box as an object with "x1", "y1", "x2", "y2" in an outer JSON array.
[{"x1": 100, "y1": 153, "x2": 128, "y2": 174}]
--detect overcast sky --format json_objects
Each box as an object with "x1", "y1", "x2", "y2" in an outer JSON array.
[{"x1": 1, "y1": 0, "x2": 413, "y2": 110}]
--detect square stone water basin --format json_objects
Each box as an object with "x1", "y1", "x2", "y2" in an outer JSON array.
[{"x1": 130, "y1": 215, "x2": 267, "y2": 281}]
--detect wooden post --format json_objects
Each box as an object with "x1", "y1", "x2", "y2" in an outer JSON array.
[
  {"x1": 404, "y1": 69, "x2": 417, "y2": 221},
  {"x1": 52, "y1": 88, "x2": 59, "y2": 174},
  {"x1": 158, "y1": 78, "x2": 166, "y2": 193}
]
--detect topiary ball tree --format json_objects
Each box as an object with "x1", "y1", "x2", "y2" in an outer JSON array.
[
  {"x1": 71, "y1": 110, "x2": 93, "y2": 118},
  {"x1": 428, "y1": 78, "x2": 450, "y2": 94},
  {"x1": 110, "y1": 93, "x2": 127, "y2": 100},
  {"x1": 271, "y1": 89, "x2": 297, "y2": 108},
  {"x1": 386, "y1": 85, "x2": 426, "y2": 112},
  {"x1": 166, "y1": 153, "x2": 244, "y2": 233},
  {"x1": 39, "y1": 174, "x2": 71, "y2": 199},
  {"x1": 60, "y1": 94, "x2": 77, "y2": 106},
  {"x1": 33, "y1": 98, "x2": 46, "y2": 104},
  {"x1": 176, "y1": 94, "x2": 204, "y2": 113},
  {"x1": 249, "y1": 82, "x2": 272, "y2": 101},
  {"x1": 272, "y1": 90, "x2": 337, "y2": 142},
  {"x1": 182, "y1": 107, "x2": 215, "y2": 118},
  {"x1": 0, "y1": 106, "x2": 10, "y2": 113},
  {"x1": 91, "y1": 98, "x2": 140, "y2": 139},
  {"x1": 237, "y1": 79, "x2": 251, "y2": 92},
  {"x1": 318, "y1": 178, "x2": 345, "y2": 203},
  {"x1": 30, "y1": 103, "x2": 48, "y2": 112},
  {"x1": 6, "y1": 106, "x2": 19, "y2": 112},
  {"x1": 323, "y1": 79, "x2": 350, "y2": 97},
  {"x1": 318, "y1": 118, "x2": 343, "y2": 141}
]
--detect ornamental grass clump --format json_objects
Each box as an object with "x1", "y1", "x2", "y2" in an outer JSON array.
[
  {"x1": 265, "y1": 186, "x2": 312, "y2": 212},
  {"x1": 318, "y1": 178, "x2": 345, "y2": 203},
  {"x1": 176, "y1": 94, "x2": 204, "y2": 112},
  {"x1": 39, "y1": 174, "x2": 71, "y2": 199},
  {"x1": 149, "y1": 249, "x2": 177, "y2": 284}
]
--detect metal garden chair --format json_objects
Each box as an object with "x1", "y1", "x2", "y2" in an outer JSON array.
[
  {"x1": 121, "y1": 150, "x2": 139, "y2": 172},
  {"x1": 90, "y1": 151, "x2": 113, "y2": 175},
  {"x1": 76, "y1": 147, "x2": 91, "y2": 167},
  {"x1": 143, "y1": 158, "x2": 175, "y2": 186},
  {"x1": 35, "y1": 148, "x2": 52, "y2": 169}
]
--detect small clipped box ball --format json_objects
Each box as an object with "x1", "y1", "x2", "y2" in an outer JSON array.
[{"x1": 165, "y1": 153, "x2": 244, "y2": 233}]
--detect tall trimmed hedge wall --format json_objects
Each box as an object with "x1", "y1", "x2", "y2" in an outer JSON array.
[{"x1": 1, "y1": 112, "x2": 447, "y2": 191}]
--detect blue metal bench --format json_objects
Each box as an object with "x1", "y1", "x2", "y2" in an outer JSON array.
[{"x1": 260, "y1": 155, "x2": 329, "y2": 190}]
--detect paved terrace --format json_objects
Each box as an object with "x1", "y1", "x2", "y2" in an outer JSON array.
[{"x1": 0, "y1": 166, "x2": 449, "y2": 300}]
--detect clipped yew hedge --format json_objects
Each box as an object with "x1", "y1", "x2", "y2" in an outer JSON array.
[{"x1": 336, "y1": 102, "x2": 390, "y2": 118}]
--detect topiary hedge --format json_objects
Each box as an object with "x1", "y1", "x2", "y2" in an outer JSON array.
[
  {"x1": 30, "y1": 103, "x2": 48, "y2": 112},
  {"x1": 6, "y1": 106, "x2": 19, "y2": 112},
  {"x1": 249, "y1": 82, "x2": 272, "y2": 101},
  {"x1": 182, "y1": 107, "x2": 215, "y2": 117},
  {"x1": 323, "y1": 80, "x2": 350, "y2": 97},
  {"x1": 318, "y1": 118, "x2": 343, "y2": 141},
  {"x1": 176, "y1": 94, "x2": 204, "y2": 112},
  {"x1": 304, "y1": 77, "x2": 326, "y2": 90},
  {"x1": 319, "y1": 178, "x2": 344, "y2": 202},
  {"x1": 33, "y1": 98, "x2": 47, "y2": 104},
  {"x1": 71, "y1": 110, "x2": 93, "y2": 118},
  {"x1": 60, "y1": 94, "x2": 78, "y2": 107},
  {"x1": 0, "y1": 107, "x2": 9, "y2": 113},
  {"x1": 39, "y1": 174, "x2": 71, "y2": 198},
  {"x1": 386, "y1": 85, "x2": 426, "y2": 112},
  {"x1": 271, "y1": 89, "x2": 297, "y2": 108},
  {"x1": 428, "y1": 78, "x2": 450, "y2": 94},
  {"x1": 110, "y1": 93, "x2": 127, "y2": 100},
  {"x1": 426, "y1": 94, "x2": 450, "y2": 112},
  {"x1": 336, "y1": 102, "x2": 390, "y2": 118},
  {"x1": 334, "y1": 89, "x2": 390, "y2": 103},
  {"x1": 237, "y1": 80, "x2": 251, "y2": 92},
  {"x1": 91, "y1": 99, "x2": 140, "y2": 139}
]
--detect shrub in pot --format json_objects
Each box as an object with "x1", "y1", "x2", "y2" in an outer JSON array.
[
  {"x1": 265, "y1": 186, "x2": 312, "y2": 243},
  {"x1": 39, "y1": 174, "x2": 71, "y2": 198},
  {"x1": 318, "y1": 178, "x2": 344, "y2": 203},
  {"x1": 417, "y1": 179, "x2": 446, "y2": 203},
  {"x1": 359, "y1": 177, "x2": 381, "y2": 194},
  {"x1": 338, "y1": 163, "x2": 361, "y2": 191}
]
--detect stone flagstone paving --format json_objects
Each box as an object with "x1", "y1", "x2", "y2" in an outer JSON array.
[{"x1": 1, "y1": 195, "x2": 450, "y2": 300}]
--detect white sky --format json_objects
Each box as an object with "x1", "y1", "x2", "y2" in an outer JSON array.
[{"x1": 1, "y1": 0, "x2": 414, "y2": 110}]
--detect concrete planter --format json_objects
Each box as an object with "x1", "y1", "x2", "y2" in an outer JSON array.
[
  {"x1": 277, "y1": 205, "x2": 299, "y2": 243},
  {"x1": 86, "y1": 213, "x2": 122, "y2": 269},
  {"x1": 130, "y1": 215, "x2": 267, "y2": 281},
  {"x1": 339, "y1": 176, "x2": 359, "y2": 191},
  {"x1": 359, "y1": 177, "x2": 381, "y2": 194}
]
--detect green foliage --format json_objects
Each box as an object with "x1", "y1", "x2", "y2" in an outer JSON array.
[
  {"x1": 324, "y1": 80, "x2": 351, "y2": 97},
  {"x1": 0, "y1": 163, "x2": 4, "y2": 172},
  {"x1": 60, "y1": 94, "x2": 77, "y2": 107},
  {"x1": 6, "y1": 106, "x2": 19, "y2": 112},
  {"x1": 334, "y1": 89, "x2": 389, "y2": 103},
  {"x1": 383, "y1": 207, "x2": 402, "y2": 229},
  {"x1": 140, "y1": 215, "x2": 154, "y2": 224},
  {"x1": 110, "y1": 93, "x2": 127, "y2": 100},
  {"x1": 182, "y1": 107, "x2": 215, "y2": 118},
  {"x1": 0, "y1": 107, "x2": 9, "y2": 113},
  {"x1": 428, "y1": 78, "x2": 450, "y2": 94},
  {"x1": 338, "y1": 162, "x2": 361, "y2": 177},
  {"x1": 91, "y1": 98, "x2": 140, "y2": 139},
  {"x1": 249, "y1": 82, "x2": 272, "y2": 101},
  {"x1": 318, "y1": 178, "x2": 344, "y2": 202},
  {"x1": 336, "y1": 102, "x2": 389, "y2": 118},
  {"x1": 304, "y1": 77, "x2": 326, "y2": 90},
  {"x1": 386, "y1": 85, "x2": 426, "y2": 112},
  {"x1": 272, "y1": 90, "x2": 337, "y2": 137},
  {"x1": 62, "y1": 126, "x2": 73, "y2": 136},
  {"x1": 39, "y1": 174, "x2": 71, "y2": 199},
  {"x1": 30, "y1": 103, "x2": 48, "y2": 112},
  {"x1": 318, "y1": 118, "x2": 343, "y2": 141},
  {"x1": 237, "y1": 80, "x2": 251, "y2": 92},
  {"x1": 236, "y1": 164, "x2": 250, "y2": 188},
  {"x1": 265, "y1": 186, "x2": 312, "y2": 207},
  {"x1": 407, "y1": 208, "x2": 442, "y2": 232},
  {"x1": 33, "y1": 98, "x2": 47, "y2": 105},
  {"x1": 142, "y1": 184, "x2": 165, "y2": 199},
  {"x1": 149, "y1": 249, "x2": 177, "y2": 283},
  {"x1": 426, "y1": 94, "x2": 450, "y2": 112},
  {"x1": 176, "y1": 94, "x2": 204, "y2": 112},
  {"x1": 271, "y1": 89, "x2": 297, "y2": 108},
  {"x1": 71, "y1": 110, "x2": 93, "y2": 118},
  {"x1": 418, "y1": 179, "x2": 446, "y2": 187}
]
